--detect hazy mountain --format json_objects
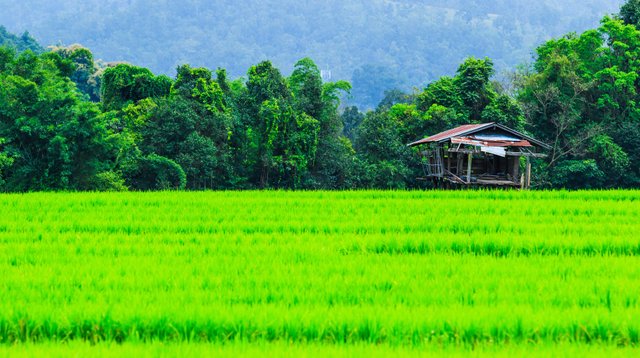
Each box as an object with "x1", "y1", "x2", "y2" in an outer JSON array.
[
  {"x1": 0, "y1": 26, "x2": 43, "y2": 53},
  {"x1": 0, "y1": 0, "x2": 624, "y2": 107}
]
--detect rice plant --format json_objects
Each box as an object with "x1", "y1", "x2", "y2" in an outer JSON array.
[{"x1": 0, "y1": 190, "x2": 639, "y2": 353}]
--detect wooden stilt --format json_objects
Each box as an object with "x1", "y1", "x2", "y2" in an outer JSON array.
[
  {"x1": 467, "y1": 153, "x2": 473, "y2": 184},
  {"x1": 525, "y1": 156, "x2": 531, "y2": 189}
]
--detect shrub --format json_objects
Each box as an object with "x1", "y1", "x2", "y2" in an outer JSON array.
[{"x1": 124, "y1": 154, "x2": 187, "y2": 190}]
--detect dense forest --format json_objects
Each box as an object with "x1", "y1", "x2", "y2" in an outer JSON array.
[
  {"x1": 0, "y1": 0, "x2": 623, "y2": 108},
  {"x1": 1, "y1": 1, "x2": 639, "y2": 191}
]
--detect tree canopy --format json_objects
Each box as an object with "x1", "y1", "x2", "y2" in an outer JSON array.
[{"x1": 1, "y1": 1, "x2": 639, "y2": 191}]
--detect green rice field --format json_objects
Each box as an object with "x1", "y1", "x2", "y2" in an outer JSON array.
[{"x1": 1, "y1": 190, "x2": 639, "y2": 355}]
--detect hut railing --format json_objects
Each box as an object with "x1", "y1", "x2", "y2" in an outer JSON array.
[{"x1": 421, "y1": 148, "x2": 444, "y2": 177}]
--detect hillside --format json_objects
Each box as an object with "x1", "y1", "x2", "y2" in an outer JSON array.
[
  {"x1": 0, "y1": 1, "x2": 623, "y2": 107},
  {"x1": 0, "y1": 26, "x2": 43, "y2": 53}
]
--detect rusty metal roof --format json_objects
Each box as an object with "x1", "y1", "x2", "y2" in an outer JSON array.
[
  {"x1": 408, "y1": 123, "x2": 494, "y2": 147},
  {"x1": 408, "y1": 122, "x2": 551, "y2": 149},
  {"x1": 451, "y1": 137, "x2": 533, "y2": 147}
]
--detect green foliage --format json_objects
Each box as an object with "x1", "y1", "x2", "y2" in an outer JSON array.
[
  {"x1": 422, "y1": 103, "x2": 461, "y2": 134},
  {"x1": 519, "y1": 15, "x2": 640, "y2": 188},
  {"x1": 238, "y1": 61, "x2": 322, "y2": 188},
  {"x1": 0, "y1": 47, "x2": 14, "y2": 72},
  {"x1": 289, "y1": 58, "x2": 323, "y2": 119},
  {"x1": 247, "y1": 61, "x2": 291, "y2": 105},
  {"x1": 377, "y1": 89, "x2": 413, "y2": 111},
  {"x1": 341, "y1": 106, "x2": 364, "y2": 141},
  {"x1": 0, "y1": 49, "x2": 111, "y2": 192},
  {"x1": 620, "y1": 0, "x2": 640, "y2": 26},
  {"x1": 0, "y1": 138, "x2": 13, "y2": 187},
  {"x1": 88, "y1": 171, "x2": 129, "y2": 192},
  {"x1": 417, "y1": 76, "x2": 462, "y2": 113},
  {"x1": 413, "y1": 57, "x2": 504, "y2": 131},
  {"x1": 101, "y1": 64, "x2": 172, "y2": 111},
  {"x1": 0, "y1": 26, "x2": 43, "y2": 54},
  {"x1": 481, "y1": 95, "x2": 525, "y2": 131},
  {"x1": 5, "y1": 7, "x2": 640, "y2": 192},
  {"x1": 590, "y1": 135, "x2": 630, "y2": 181},
  {"x1": 387, "y1": 103, "x2": 422, "y2": 144},
  {"x1": 172, "y1": 64, "x2": 226, "y2": 113},
  {"x1": 139, "y1": 96, "x2": 233, "y2": 190},
  {"x1": 321, "y1": 80, "x2": 351, "y2": 109},
  {"x1": 288, "y1": 58, "x2": 355, "y2": 189},
  {"x1": 354, "y1": 111, "x2": 412, "y2": 188},
  {"x1": 455, "y1": 57, "x2": 496, "y2": 121},
  {"x1": 0, "y1": 1, "x2": 622, "y2": 110},
  {"x1": 124, "y1": 154, "x2": 186, "y2": 190},
  {"x1": 407, "y1": 57, "x2": 520, "y2": 146},
  {"x1": 550, "y1": 160, "x2": 606, "y2": 189},
  {"x1": 51, "y1": 44, "x2": 102, "y2": 101}
]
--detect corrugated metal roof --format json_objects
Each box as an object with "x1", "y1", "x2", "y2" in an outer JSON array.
[
  {"x1": 451, "y1": 137, "x2": 533, "y2": 147},
  {"x1": 408, "y1": 122, "x2": 551, "y2": 149},
  {"x1": 408, "y1": 123, "x2": 494, "y2": 147}
]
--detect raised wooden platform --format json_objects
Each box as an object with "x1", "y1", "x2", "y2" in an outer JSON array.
[{"x1": 476, "y1": 179, "x2": 521, "y2": 187}]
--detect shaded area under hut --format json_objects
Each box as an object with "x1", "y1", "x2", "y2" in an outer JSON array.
[{"x1": 408, "y1": 123, "x2": 550, "y2": 189}]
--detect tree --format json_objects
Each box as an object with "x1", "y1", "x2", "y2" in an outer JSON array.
[
  {"x1": 101, "y1": 64, "x2": 172, "y2": 111},
  {"x1": 455, "y1": 57, "x2": 496, "y2": 122},
  {"x1": 341, "y1": 106, "x2": 364, "y2": 142},
  {"x1": 289, "y1": 58, "x2": 323, "y2": 119},
  {"x1": 354, "y1": 110, "x2": 412, "y2": 189},
  {"x1": 0, "y1": 50, "x2": 112, "y2": 191},
  {"x1": 0, "y1": 26, "x2": 44, "y2": 54},
  {"x1": 138, "y1": 95, "x2": 233, "y2": 190},
  {"x1": 519, "y1": 52, "x2": 595, "y2": 167},
  {"x1": 309, "y1": 65, "x2": 353, "y2": 189},
  {"x1": 620, "y1": 0, "x2": 640, "y2": 27},
  {"x1": 377, "y1": 89, "x2": 412, "y2": 111},
  {"x1": 123, "y1": 154, "x2": 186, "y2": 190},
  {"x1": 481, "y1": 94, "x2": 525, "y2": 131},
  {"x1": 517, "y1": 15, "x2": 640, "y2": 188},
  {"x1": 550, "y1": 160, "x2": 605, "y2": 189},
  {"x1": 51, "y1": 44, "x2": 102, "y2": 101},
  {"x1": 232, "y1": 61, "x2": 321, "y2": 188}
]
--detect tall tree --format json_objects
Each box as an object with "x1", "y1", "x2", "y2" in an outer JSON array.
[
  {"x1": 100, "y1": 64, "x2": 172, "y2": 111},
  {"x1": 620, "y1": 0, "x2": 640, "y2": 27},
  {"x1": 518, "y1": 16, "x2": 640, "y2": 188},
  {"x1": 238, "y1": 61, "x2": 319, "y2": 188},
  {"x1": 51, "y1": 44, "x2": 102, "y2": 101},
  {"x1": 0, "y1": 49, "x2": 112, "y2": 191}
]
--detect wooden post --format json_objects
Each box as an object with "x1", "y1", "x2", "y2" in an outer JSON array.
[
  {"x1": 467, "y1": 153, "x2": 473, "y2": 184},
  {"x1": 511, "y1": 156, "x2": 519, "y2": 181},
  {"x1": 525, "y1": 156, "x2": 531, "y2": 189}
]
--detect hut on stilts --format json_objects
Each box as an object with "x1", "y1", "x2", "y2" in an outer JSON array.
[{"x1": 408, "y1": 123, "x2": 550, "y2": 189}]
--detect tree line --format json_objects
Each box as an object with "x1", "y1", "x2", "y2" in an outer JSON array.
[
  {"x1": 1, "y1": 1, "x2": 640, "y2": 191},
  {"x1": 0, "y1": 0, "x2": 622, "y2": 109}
]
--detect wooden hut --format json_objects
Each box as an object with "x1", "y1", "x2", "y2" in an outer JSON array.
[{"x1": 408, "y1": 123, "x2": 550, "y2": 189}]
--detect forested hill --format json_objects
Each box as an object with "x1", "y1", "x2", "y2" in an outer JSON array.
[
  {"x1": 0, "y1": 26, "x2": 43, "y2": 53},
  {"x1": 0, "y1": 0, "x2": 623, "y2": 108}
]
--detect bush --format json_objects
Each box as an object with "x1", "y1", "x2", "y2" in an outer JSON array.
[
  {"x1": 88, "y1": 171, "x2": 128, "y2": 192},
  {"x1": 124, "y1": 154, "x2": 187, "y2": 191},
  {"x1": 550, "y1": 160, "x2": 606, "y2": 189}
]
